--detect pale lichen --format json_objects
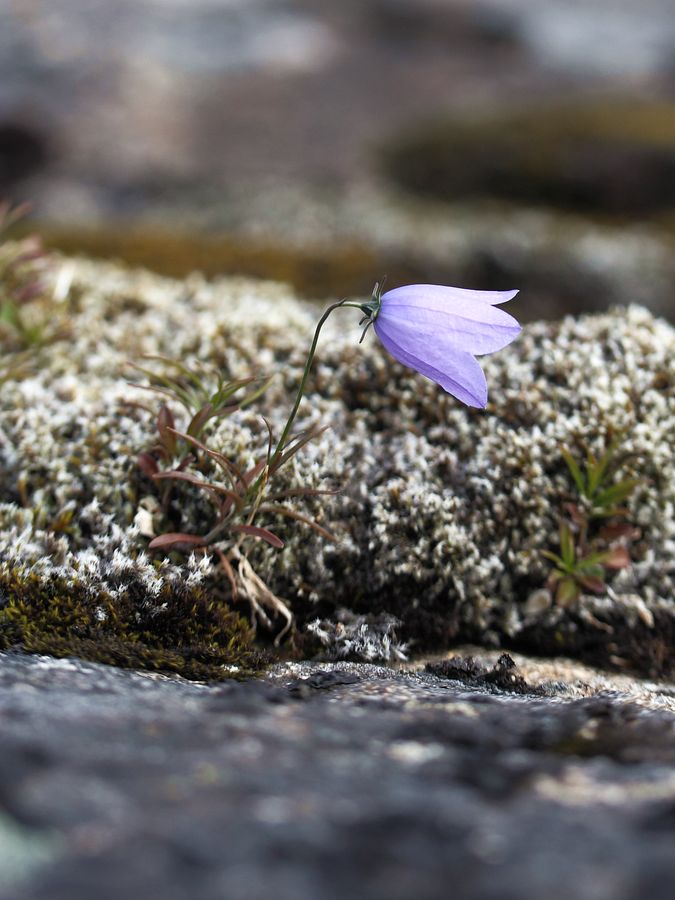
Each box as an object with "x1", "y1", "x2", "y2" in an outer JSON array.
[{"x1": 0, "y1": 256, "x2": 673, "y2": 675}]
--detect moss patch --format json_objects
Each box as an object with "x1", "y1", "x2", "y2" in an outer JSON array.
[
  {"x1": 383, "y1": 98, "x2": 675, "y2": 219},
  {"x1": 0, "y1": 257, "x2": 672, "y2": 679},
  {"x1": 0, "y1": 567, "x2": 266, "y2": 681},
  {"x1": 38, "y1": 226, "x2": 384, "y2": 301},
  {"x1": 513, "y1": 608, "x2": 675, "y2": 681}
]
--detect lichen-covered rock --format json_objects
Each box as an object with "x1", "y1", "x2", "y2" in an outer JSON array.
[{"x1": 0, "y1": 257, "x2": 672, "y2": 676}]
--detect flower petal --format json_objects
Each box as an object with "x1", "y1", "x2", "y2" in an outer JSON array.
[
  {"x1": 378, "y1": 286, "x2": 521, "y2": 355},
  {"x1": 382, "y1": 284, "x2": 518, "y2": 308},
  {"x1": 374, "y1": 317, "x2": 488, "y2": 408}
]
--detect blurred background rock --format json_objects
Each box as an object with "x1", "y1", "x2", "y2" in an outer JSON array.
[{"x1": 2, "y1": 0, "x2": 675, "y2": 320}]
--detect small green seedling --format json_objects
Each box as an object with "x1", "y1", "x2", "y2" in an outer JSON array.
[
  {"x1": 543, "y1": 434, "x2": 640, "y2": 606},
  {"x1": 560, "y1": 433, "x2": 640, "y2": 520},
  {"x1": 542, "y1": 521, "x2": 631, "y2": 606}
]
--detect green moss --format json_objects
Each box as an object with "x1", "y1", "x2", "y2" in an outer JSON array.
[
  {"x1": 383, "y1": 97, "x2": 675, "y2": 219},
  {"x1": 0, "y1": 568, "x2": 267, "y2": 681}
]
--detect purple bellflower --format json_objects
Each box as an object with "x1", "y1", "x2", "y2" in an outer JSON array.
[
  {"x1": 271, "y1": 281, "x2": 521, "y2": 466},
  {"x1": 359, "y1": 282, "x2": 521, "y2": 408}
]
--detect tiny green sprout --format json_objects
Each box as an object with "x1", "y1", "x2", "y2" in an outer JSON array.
[
  {"x1": 561, "y1": 432, "x2": 641, "y2": 519},
  {"x1": 542, "y1": 522, "x2": 629, "y2": 606},
  {"x1": 542, "y1": 434, "x2": 639, "y2": 606},
  {"x1": 128, "y1": 355, "x2": 273, "y2": 444}
]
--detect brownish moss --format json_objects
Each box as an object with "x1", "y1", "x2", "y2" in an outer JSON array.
[
  {"x1": 39, "y1": 227, "x2": 379, "y2": 300},
  {"x1": 383, "y1": 97, "x2": 675, "y2": 220},
  {"x1": 33, "y1": 226, "x2": 448, "y2": 303},
  {"x1": 0, "y1": 567, "x2": 267, "y2": 681},
  {"x1": 512, "y1": 609, "x2": 675, "y2": 681}
]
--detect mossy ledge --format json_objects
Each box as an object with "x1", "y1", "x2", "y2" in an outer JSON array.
[
  {"x1": 0, "y1": 566, "x2": 266, "y2": 681},
  {"x1": 0, "y1": 256, "x2": 672, "y2": 679},
  {"x1": 383, "y1": 97, "x2": 675, "y2": 220}
]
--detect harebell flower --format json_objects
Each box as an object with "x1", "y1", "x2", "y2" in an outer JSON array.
[{"x1": 273, "y1": 281, "x2": 520, "y2": 464}]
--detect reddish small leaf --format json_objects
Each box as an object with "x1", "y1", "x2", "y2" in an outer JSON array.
[
  {"x1": 579, "y1": 575, "x2": 607, "y2": 594},
  {"x1": 231, "y1": 524, "x2": 284, "y2": 548},
  {"x1": 187, "y1": 403, "x2": 215, "y2": 438},
  {"x1": 601, "y1": 546, "x2": 632, "y2": 570},
  {"x1": 157, "y1": 404, "x2": 177, "y2": 455},
  {"x1": 563, "y1": 503, "x2": 586, "y2": 527},
  {"x1": 242, "y1": 459, "x2": 267, "y2": 487},
  {"x1": 598, "y1": 522, "x2": 639, "y2": 542},
  {"x1": 148, "y1": 532, "x2": 206, "y2": 550},
  {"x1": 137, "y1": 452, "x2": 159, "y2": 478},
  {"x1": 153, "y1": 470, "x2": 244, "y2": 512}
]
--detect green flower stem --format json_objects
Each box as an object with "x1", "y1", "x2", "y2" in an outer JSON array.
[
  {"x1": 268, "y1": 298, "x2": 363, "y2": 469},
  {"x1": 201, "y1": 298, "x2": 363, "y2": 548}
]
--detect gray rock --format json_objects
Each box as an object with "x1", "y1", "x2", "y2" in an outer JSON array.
[{"x1": 0, "y1": 651, "x2": 674, "y2": 900}]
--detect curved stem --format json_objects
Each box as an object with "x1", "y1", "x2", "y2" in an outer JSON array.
[
  {"x1": 268, "y1": 298, "x2": 361, "y2": 469},
  {"x1": 201, "y1": 298, "x2": 364, "y2": 547}
]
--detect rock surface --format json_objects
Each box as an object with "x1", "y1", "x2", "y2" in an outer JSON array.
[
  {"x1": 4, "y1": 0, "x2": 675, "y2": 204},
  {"x1": 4, "y1": 1, "x2": 675, "y2": 320},
  {"x1": 0, "y1": 651, "x2": 674, "y2": 899}
]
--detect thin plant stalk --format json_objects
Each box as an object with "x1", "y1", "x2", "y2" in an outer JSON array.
[
  {"x1": 269, "y1": 298, "x2": 364, "y2": 468},
  {"x1": 201, "y1": 298, "x2": 364, "y2": 547}
]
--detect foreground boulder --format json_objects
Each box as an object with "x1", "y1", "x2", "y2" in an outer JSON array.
[{"x1": 0, "y1": 652, "x2": 674, "y2": 900}]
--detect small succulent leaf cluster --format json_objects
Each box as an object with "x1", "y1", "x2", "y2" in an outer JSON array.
[{"x1": 544, "y1": 433, "x2": 640, "y2": 606}]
